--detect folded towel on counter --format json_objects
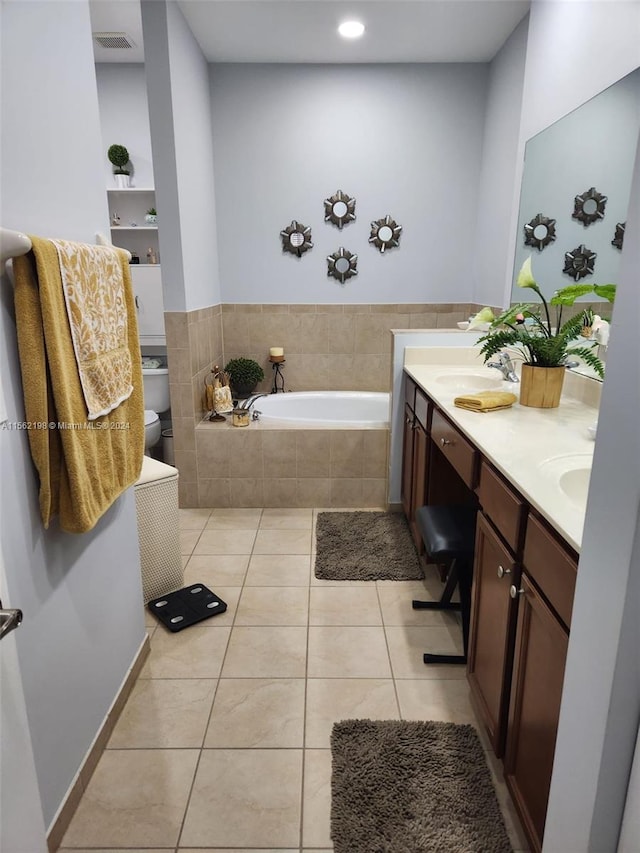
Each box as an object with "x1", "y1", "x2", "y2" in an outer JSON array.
[
  {"x1": 51, "y1": 238, "x2": 133, "y2": 420},
  {"x1": 454, "y1": 390, "x2": 518, "y2": 413},
  {"x1": 13, "y1": 236, "x2": 144, "y2": 533}
]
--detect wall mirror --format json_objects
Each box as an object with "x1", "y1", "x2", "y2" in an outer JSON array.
[
  {"x1": 369, "y1": 215, "x2": 402, "y2": 253},
  {"x1": 324, "y1": 190, "x2": 356, "y2": 229},
  {"x1": 280, "y1": 220, "x2": 313, "y2": 257},
  {"x1": 572, "y1": 187, "x2": 608, "y2": 226},
  {"x1": 524, "y1": 213, "x2": 556, "y2": 251},
  {"x1": 512, "y1": 66, "x2": 640, "y2": 378},
  {"x1": 563, "y1": 244, "x2": 597, "y2": 280},
  {"x1": 327, "y1": 247, "x2": 358, "y2": 283},
  {"x1": 612, "y1": 222, "x2": 626, "y2": 250}
]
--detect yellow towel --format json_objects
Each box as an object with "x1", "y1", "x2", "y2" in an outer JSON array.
[
  {"x1": 454, "y1": 390, "x2": 518, "y2": 413},
  {"x1": 13, "y1": 236, "x2": 144, "y2": 533},
  {"x1": 51, "y1": 238, "x2": 134, "y2": 420}
]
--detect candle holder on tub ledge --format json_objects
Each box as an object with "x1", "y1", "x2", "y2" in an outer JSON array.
[
  {"x1": 269, "y1": 347, "x2": 286, "y2": 393},
  {"x1": 203, "y1": 366, "x2": 234, "y2": 422}
]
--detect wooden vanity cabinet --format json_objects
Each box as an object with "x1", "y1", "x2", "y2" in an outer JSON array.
[{"x1": 401, "y1": 376, "x2": 431, "y2": 549}]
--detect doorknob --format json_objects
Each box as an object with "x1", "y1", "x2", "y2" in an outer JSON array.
[{"x1": 0, "y1": 598, "x2": 23, "y2": 640}]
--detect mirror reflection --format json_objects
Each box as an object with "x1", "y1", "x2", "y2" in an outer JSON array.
[
  {"x1": 369, "y1": 215, "x2": 403, "y2": 253},
  {"x1": 324, "y1": 190, "x2": 356, "y2": 230},
  {"x1": 327, "y1": 247, "x2": 358, "y2": 284},
  {"x1": 280, "y1": 219, "x2": 313, "y2": 258},
  {"x1": 513, "y1": 67, "x2": 640, "y2": 306}
]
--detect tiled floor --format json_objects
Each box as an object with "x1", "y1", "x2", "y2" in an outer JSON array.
[{"x1": 60, "y1": 507, "x2": 529, "y2": 853}]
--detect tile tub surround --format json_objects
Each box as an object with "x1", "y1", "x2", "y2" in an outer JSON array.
[
  {"x1": 166, "y1": 302, "x2": 493, "y2": 506},
  {"x1": 58, "y1": 507, "x2": 529, "y2": 852},
  {"x1": 194, "y1": 422, "x2": 389, "y2": 509}
]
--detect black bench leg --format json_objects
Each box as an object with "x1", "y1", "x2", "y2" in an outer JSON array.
[
  {"x1": 422, "y1": 559, "x2": 471, "y2": 666},
  {"x1": 412, "y1": 559, "x2": 461, "y2": 612}
]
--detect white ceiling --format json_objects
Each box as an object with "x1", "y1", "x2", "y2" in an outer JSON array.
[{"x1": 90, "y1": 0, "x2": 530, "y2": 65}]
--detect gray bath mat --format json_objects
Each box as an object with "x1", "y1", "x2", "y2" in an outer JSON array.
[
  {"x1": 315, "y1": 511, "x2": 423, "y2": 581},
  {"x1": 331, "y1": 719, "x2": 513, "y2": 853}
]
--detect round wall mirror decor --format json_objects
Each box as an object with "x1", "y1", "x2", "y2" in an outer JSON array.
[
  {"x1": 324, "y1": 190, "x2": 356, "y2": 230},
  {"x1": 523, "y1": 213, "x2": 556, "y2": 251},
  {"x1": 369, "y1": 215, "x2": 402, "y2": 253},
  {"x1": 612, "y1": 222, "x2": 625, "y2": 251},
  {"x1": 280, "y1": 220, "x2": 313, "y2": 257},
  {"x1": 572, "y1": 187, "x2": 607, "y2": 226},
  {"x1": 563, "y1": 244, "x2": 597, "y2": 281},
  {"x1": 327, "y1": 247, "x2": 358, "y2": 284}
]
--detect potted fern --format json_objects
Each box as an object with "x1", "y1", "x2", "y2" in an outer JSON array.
[
  {"x1": 224, "y1": 357, "x2": 265, "y2": 397},
  {"x1": 107, "y1": 144, "x2": 131, "y2": 188},
  {"x1": 477, "y1": 256, "x2": 615, "y2": 408}
]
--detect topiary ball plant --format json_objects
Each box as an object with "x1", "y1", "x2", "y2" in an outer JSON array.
[
  {"x1": 107, "y1": 144, "x2": 130, "y2": 175},
  {"x1": 224, "y1": 357, "x2": 265, "y2": 397}
]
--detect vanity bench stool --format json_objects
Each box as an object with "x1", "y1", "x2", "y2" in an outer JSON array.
[{"x1": 412, "y1": 504, "x2": 478, "y2": 665}]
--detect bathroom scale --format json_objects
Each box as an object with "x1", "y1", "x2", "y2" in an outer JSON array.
[{"x1": 147, "y1": 583, "x2": 227, "y2": 632}]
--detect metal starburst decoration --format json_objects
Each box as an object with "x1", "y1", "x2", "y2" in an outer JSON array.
[
  {"x1": 563, "y1": 244, "x2": 597, "y2": 281},
  {"x1": 280, "y1": 220, "x2": 313, "y2": 257},
  {"x1": 612, "y1": 222, "x2": 625, "y2": 251},
  {"x1": 369, "y1": 215, "x2": 402, "y2": 253},
  {"x1": 324, "y1": 190, "x2": 356, "y2": 230},
  {"x1": 572, "y1": 186, "x2": 607, "y2": 227},
  {"x1": 523, "y1": 213, "x2": 556, "y2": 251},
  {"x1": 327, "y1": 247, "x2": 358, "y2": 284}
]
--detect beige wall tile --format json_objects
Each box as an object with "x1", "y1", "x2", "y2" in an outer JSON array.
[
  {"x1": 325, "y1": 355, "x2": 357, "y2": 391},
  {"x1": 196, "y1": 430, "x2": 231, "y2": 479},
  {"x1": 248, "y1": 314, "x2": 302, "y2": 353},
  {"x1": 328, "y1": 315, "x2": 356, "y2": 354},
  {"x1": 174, "y1": 417, "x2": 196, "y2": 455},
  {"x1": 296, "y1": 478, "x2": 331, "y2": 507},
  {"x1": 329, "y1": 478, "x2": 364, "y2": 507},
  {"x1": 262, "y1": 304, "x2": 291, "y2": 314},
  {"x1": 229, "y1": 478, "x2": 265, "y2": 507},
  {"x1": 164, "y1": 311, "x2": 188, "y2": 347},
  {"x1": 262, "y1": 432, "x2": 297, "y2": 478},
  {"x1": 363, "y1": 430, "x2": 388, "y2": 478},
  {"x1": 352, "y1": 354, "x2": 391, "y2": 391},
  {"x1": 222, "y1": 313, "x2": 251, "y2": 352},
  {"x1": 330, "y1": 431, "x2": 364, "y2": 478},
  {"x1": 290, "y1": 304, "x2": 317, "y2": 313},
  {"x1": 167, "y1": 347, "x2": 191, "y2": 384},
  {"x1": 228, "y1": 431, "x2": 263, "y2": 478},
  {"x1": 174, "y1": 450, "x2": 196, "y2": 483},
  {"x1": 437, "y1": 311, "x2": 467, "y2": 328},
  {"x1": 285, "y1": 354, "x2": 329, "y2": 391},
  {"x1": 361, "y1": 478, "x2": 388, "y2": 507},
  {"x1": 317, "y1": 304, "x2": 344, "y2": 314},
  {"x1": 298, "y1": 314, "x2": 329, "y2": 354},
  {"x1": 296, "y1": 432, "x2": 330, "y2": 478},
  {"x1": 263, "y1": 478, "x2": 298, "y2": 507},
  {"x1": 169, "y1": 384, "x2": 182, "y2": 419},
  {"x1": 343, "y1": 304, "x2": 370, "y2": 314},
  {"x1": 179, "y1": 480, "x2": 199, "y2": 508},
  {"x1": 409, "y1": 313, "x2": 438, "y2": 329},
  {"x1": 198, "y1": 478, "x2": 231, "y2": 508}
]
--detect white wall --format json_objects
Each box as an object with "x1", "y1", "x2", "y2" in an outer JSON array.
[
  {"x1": 0, "y1": 0, "x2": 145, "y2": 829},
  {"x1": 209, "y1": 63, "x2": 488, "y2": 304},
  {"x1": 472, "y1": 16, "x2": 528, "y2": 308},
  {"x1": 96, "y1": 64, "x2": 155, "y2": 188},
  {"x1": 142, "y1": 0, "x2": 221, "y2": 312}
]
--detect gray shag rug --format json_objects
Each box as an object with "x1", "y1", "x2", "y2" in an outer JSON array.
[
  {"x1": 331, "y1": 719, "x2": 513, "y2": 853},
  {"x1": 315, "y1": 512, "x2": 423, "y2": 581}
]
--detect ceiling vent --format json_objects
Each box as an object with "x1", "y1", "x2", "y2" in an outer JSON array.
[{"x1": 93, "y1": 32, "x2": 136, "y2": 50}]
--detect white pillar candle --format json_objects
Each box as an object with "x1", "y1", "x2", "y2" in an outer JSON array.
[{"x1": 269, "y1": 347, "x2": 284, "y2": 357}]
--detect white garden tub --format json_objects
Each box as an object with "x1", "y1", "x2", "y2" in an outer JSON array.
[{"x1": 254, "y1": 391, "x2": 390, "y2": 428}]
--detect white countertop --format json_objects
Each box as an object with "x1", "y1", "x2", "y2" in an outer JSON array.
[{"x1": 404, "y1": 352, "x2": 601, "y2": 552}]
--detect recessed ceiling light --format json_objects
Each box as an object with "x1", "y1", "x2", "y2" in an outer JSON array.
[{"x1": 338, "y1": 21, "x2": 365, "y2": 39}]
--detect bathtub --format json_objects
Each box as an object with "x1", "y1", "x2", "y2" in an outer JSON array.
[{"x1": 254, "y1": 391, "x2": 390, "y2": 428}]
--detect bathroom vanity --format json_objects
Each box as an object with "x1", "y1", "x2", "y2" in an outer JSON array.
[{"x1": 401, "y1": 350, "x2": 598, "y2": 853}]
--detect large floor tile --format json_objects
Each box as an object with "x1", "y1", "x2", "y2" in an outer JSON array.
[
  {"x1": 179, "y1": 507, "x2": 212, "y2": 530},
  {"x1": 305, "y1": 678, "x2": 399, "y2": 749},
  {"x1": 108, "y1": 679, "x2": 216, "y2": 748},
  {"x1": 302, "y1": 749, "x2": 332, "y2": 849},
  {"x1": 309, "y1": 586, "x2": 382, "y2": 626},
  {"x1": 206, "y1": 508, "x2": 263, "y2": 529},
  {"x1": 180, "y1": 529, "x2": 201, "y2": 555},
  {"x1": 204, "y1": 678, "x2": 305, "y2": 748},
  {"x1": 222, "y1": 626, "x2": 307, "y2": 677},
  {"x1": 236, "y1": 586, "x2": 309, "y2": 626},
  {"x1": 61, "y1": 750, "x2": 198, "y2": 848},
  {"x1": 140, "y1": 626, "x2": 231, "y2": 679},
  {"x1": 377, "y1": 580, "x2": 461, "y2": 627},
  {"x1": 254, "y1": 528, "x2": 312, "y2": 554},
  {"x1": 184, "y1": 553, "x2": 249, "y2": 586},
  {"x1": 307, "y1": 626, "x2": 391, "y2": 678},
  {"x1": 194, "y1": 528, "x2": 257, "y2": 555},
  {"x1": 260, "y1": 508, "x2": 314, "y2": 529},
  {"x1": 180, "y1": 749, "x2": 303, "y2": 848},
  {"x1": 245, "y1": 553, "x2": 312, "y2": 586},
  {"x1": 385, "y1": 626, "x2": 466, "y2": 680},
  {"x1": 395, "y1": 678, "x2": 477, "y2": 725}
]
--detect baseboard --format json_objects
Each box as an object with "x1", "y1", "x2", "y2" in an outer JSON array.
[
  {"x1": 388, "y1": 502, "x2": 403, "y2": 513},
  {"x1": 46, "y1": 632, "x2": 151, "y2": 853}
]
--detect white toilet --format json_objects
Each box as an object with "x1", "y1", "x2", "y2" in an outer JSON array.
[{"x1": 141, "y1": 364, "x2": 170, "y2": 453}]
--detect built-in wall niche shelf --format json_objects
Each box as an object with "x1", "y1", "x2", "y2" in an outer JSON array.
[
  {"x1": 110, "y1": 226, "x2": 158, "y2": 231},
  {"x1": 107, "y1": 185, "x2": 160, "y2": 263},
  {"x1": 106, "y1": 187, "x2": 155, "y2": 193}
]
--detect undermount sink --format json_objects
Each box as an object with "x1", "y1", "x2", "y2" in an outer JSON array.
[
  {"x1": 538, "y1": 453, "x2": 593, "y2": 509},
  {"x1": 433, "y1": 372, "x2": 504, "y2": 392}
]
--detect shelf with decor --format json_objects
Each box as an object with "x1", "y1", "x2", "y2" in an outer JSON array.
[
  {"x1": 107, "y1": 186, "x2": 159, "y2": 264},
  {"x1": 110, "y1": 226, "x2": 158, "y2": 232}
]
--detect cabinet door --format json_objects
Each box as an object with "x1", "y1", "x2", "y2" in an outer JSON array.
[
  {"x1": 401, "y1": 403, "x2": 415, "y2": 520},
  {"x1": 467, "y1": 512, "x2": 518, "y2": 756},
  {"x1": 131, "y1": 266, "x2": 165, "y2": 339},
  {"x1": 505, "y1": 573, "x2": 569, "y2": 853},
  {"x1": 409, "y1": 421, "x2": 428, "y2": 550}
]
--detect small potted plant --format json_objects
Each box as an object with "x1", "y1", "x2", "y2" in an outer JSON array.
[
  {"x1": 224, "y1": 357, "x2": 265, "y2": 398},
  {"x1": 477, "y1": 256, "x2": 615, "y2": 408},
  {"x1": 107, "y1": 144, "x2": 131, "y2": 188},
  {"x1": 145, "y1": 207, "x2": 157, "y2": 224}
]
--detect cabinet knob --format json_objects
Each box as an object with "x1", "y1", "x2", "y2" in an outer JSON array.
[
  {"x1": 440, "y1": 437, "x2": 451, "y2": 447},
  {"x1": 135, "y1": 296, "x2": 140, "y2": 309},
  {"x1": 497, "y1": 565, "x2": 512, "y2": 579},
  {"x1": 510, "y1": 585, "x2": 524, "y2": 599}
]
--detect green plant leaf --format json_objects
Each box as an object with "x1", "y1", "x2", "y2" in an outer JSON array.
[
  {"x1": 565, "y1": 345, "x2": 605, "y2": 378},
  {"x1": 593, "y1": 283, "x2": 617, "y2": 302},
  {"x1": 550, "y1": 284, "x2": 594, "y2": 306}
]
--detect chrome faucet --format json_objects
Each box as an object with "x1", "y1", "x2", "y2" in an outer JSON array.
[
  {"x1": 238, "y1": 392, "x2": 270, "y2": 410},
  {"x1": 487, "y1": 352, "x2": 519, "y2": 383}
]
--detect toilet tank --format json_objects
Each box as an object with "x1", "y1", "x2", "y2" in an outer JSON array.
[{"x1": 142, "y1": 367, "x2": 170, "y2": 413}]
